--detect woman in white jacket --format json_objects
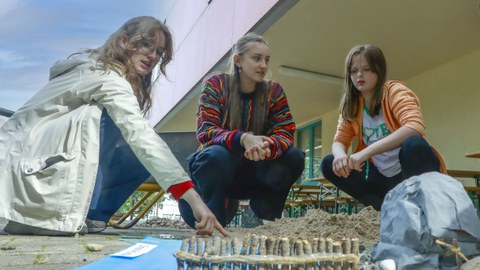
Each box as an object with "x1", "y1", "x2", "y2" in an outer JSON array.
[{"x1": 0, "y1": 16, "x2": 227, "y2": 237}]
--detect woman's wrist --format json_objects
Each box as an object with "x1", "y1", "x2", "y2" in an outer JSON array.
[
  {"x1": 180, "y1": 187, "x2": 200, "y2": 204},
  {"x1": 240, "y1": 132, "x2": 249, "y2": 147}
]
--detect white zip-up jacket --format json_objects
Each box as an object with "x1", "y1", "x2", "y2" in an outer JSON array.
[{"x1": 0, "y1": 55, "x2": 190, "y2": 232}]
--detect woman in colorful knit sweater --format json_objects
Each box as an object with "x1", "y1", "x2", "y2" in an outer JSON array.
[
  {"x1": 178, "y1": 33, "x2": 305, "y2": 228},
  {"x1": 321, "y1": 44, "x2": 445, "y2": 211}
]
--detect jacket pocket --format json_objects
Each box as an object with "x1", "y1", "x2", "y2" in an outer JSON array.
[
  {"x1": 21, "y1": 154, "x2": 76, "y2": 176},
  {"x1": 12, "y1": 153, "x2": 76, "y2": 218}
]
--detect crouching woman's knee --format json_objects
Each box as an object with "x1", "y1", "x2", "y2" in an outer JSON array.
[
  {"x1": 189, "y1": 145, "x2": 239, "y2": 176},
  {"x1": 282, "y1": 147, "x2": 306, "y2": 178}
]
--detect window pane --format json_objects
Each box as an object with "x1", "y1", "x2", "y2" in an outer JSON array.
[
  {"x1": 296, "y1": 121, "x2": 322, "y2": 182},
  {"x1": 313, "y1": 123, "x2": 322, "y2": 178},
  {"x1": 297, "y1": 129, "x2": 310, "y2": 181}
]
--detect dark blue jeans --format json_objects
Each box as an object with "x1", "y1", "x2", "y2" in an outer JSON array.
[
  {"x1": 87, "y1": 110, "x2": 150, "y2": 222},
  {"x1": 178, "y1": 145, "x2": 305, "y2": 228},
  {"x1": 321, "y1": 136, "x2": 440, "y2": 210}
]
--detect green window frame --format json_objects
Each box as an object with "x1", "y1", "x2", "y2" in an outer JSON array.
[{"x1": 296, "y1": 120, "x2": 322, "y2": 182}]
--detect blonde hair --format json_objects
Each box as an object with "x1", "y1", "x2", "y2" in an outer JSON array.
[
  {"x1": 226, "y1": 32, "x2": 269, "y2": 134},
  {"x1": 85, "y1": 16, "x2": 173, "y2": 114},
  {"x1": 340, "y1": 44, "x2": 387, "y2": 121}
]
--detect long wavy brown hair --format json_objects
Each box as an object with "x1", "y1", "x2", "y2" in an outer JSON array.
[
  {"x1": 226, "y1": 33, "x2": 269, "y2": 134},
  {"x1": 85, "y1": 16, "x2": 173, "y2": 114},
  {"x1": 339, "y1": 44, "x2": 387, "y2": 121}
]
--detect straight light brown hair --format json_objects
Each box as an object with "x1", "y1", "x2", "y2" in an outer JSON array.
[
  {"x1": 226, "y1": 33, "x2": 269, "y2": 134},
  {"x1": 340, "y1": 44, "x2": 387, "y2": 121}
]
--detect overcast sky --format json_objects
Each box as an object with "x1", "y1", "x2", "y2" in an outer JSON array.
[{"x1": 0, "y1": 0, "x2": 173, "y2": 111}]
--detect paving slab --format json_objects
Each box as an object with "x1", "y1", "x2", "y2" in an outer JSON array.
[{"x1": 0, "y1": 218, "x2": 195, "y2": 270}]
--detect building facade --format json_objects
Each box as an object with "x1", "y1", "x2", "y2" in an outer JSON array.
[{"x1": 151, "y1": 0, "x2": 480, "y2": 183}]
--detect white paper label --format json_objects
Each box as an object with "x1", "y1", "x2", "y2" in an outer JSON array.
[{"x1": 110, "y1": 243, "x2": 158, "y2": 258}]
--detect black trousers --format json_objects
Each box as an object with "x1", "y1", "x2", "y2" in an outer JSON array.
[
  {"x1": 321, "y1": 136, "x2": 440, "y2": 210},
  {"x1": 179, "y1": 145, "x2": 305, "y2": 228}
]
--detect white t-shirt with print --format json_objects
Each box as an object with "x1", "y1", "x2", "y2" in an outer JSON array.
[{"x1": 362, "y1": 107, "x2": 401, "y2": 177}]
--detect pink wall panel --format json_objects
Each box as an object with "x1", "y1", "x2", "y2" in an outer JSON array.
[
  {"x1": 149, "y1": 0, "x2": 279, "y2": 126},
  {"x1": 232, "y1": 0, "x2": 277, "y2": 38},
  {"x1": 165, "y1": 0, "x2": 209, "y2": 51}
]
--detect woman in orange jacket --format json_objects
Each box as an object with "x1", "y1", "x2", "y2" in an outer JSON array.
[{"x1": 321, "y1": 44, "x2": 445, "y2": 211}]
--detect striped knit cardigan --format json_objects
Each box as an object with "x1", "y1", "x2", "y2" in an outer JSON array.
[{"x1": 196, "y1": 73, "x2": 296, "y2": 159}]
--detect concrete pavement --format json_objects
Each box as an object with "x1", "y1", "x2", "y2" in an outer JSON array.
[{"x1": 0, "y1": 217, "x2": 195, "y2": 270}]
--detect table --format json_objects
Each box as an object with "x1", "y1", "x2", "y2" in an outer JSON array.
[
  {"x1": 463, "y1": 150, "x2": 480, "y2": 187},
  {"x1": 289, "y1": 183, "x2": 321, "y2": 204},
  {"x1": 301, "y1": 178, "x2": 359, "y2": 214},
  {"x1": 447, "y1": 169, "x2": 480, "y2": 180},
  {"x1": 465, "y1": 151, "x2": 480, "y2": 159},
  {"x1": 309, "y1": 177, "x2": 339, "y2": 197},
  {"x1": 287, "y1": 183, "x2": 321, "y2": 217},
  {"x1": 447, "y1": 152, "x2": 480, "y2": 210}
]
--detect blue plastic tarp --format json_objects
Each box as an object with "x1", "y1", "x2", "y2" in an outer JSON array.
[{"x1": 74, "y1": 236, "x2": 181, "y2": 270}]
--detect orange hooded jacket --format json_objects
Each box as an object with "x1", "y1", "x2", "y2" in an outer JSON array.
[{"x1": 333, "y1": 80, "x2": 446, "y2": 173}]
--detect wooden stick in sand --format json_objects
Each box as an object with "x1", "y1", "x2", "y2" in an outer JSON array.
[
  {"x1": 258, "y1": 235, "x2": 268, "y2": 270},
  {"x1": 342, "y1": 238, "x2": 351, "y2": 270},
  {"x1": 232, "y1": 238, "x2": 242, "y2": 270},
  {"x1": 177, "y1": 238, "x2": 189, "y2": 270},
  {"x1": 265, "y1": 237, "x2": 276, "y2": 270},
  {"x1": 211, "y1": 236, "x2": 221, "y2": 270},
  {"x1": 187, "y1": 237, "x2": 196, "y2": 270},
  {"x1": 294, "y1": 240, "x2": 305, "y2": 270},
  {"x1": 332, "y1": 241, "x2": 342, "y2": 270},
  {"x1": 280, "y1": 237, "x2": 290, "y2": 270}
]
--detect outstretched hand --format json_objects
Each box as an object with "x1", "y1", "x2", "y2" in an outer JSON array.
[
  {"x1": 241, "y1": 133, "x2": 274, "y2": 161},
  {"x1": 181, "y1": 188, "x2": 229, "y2": 237}
]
